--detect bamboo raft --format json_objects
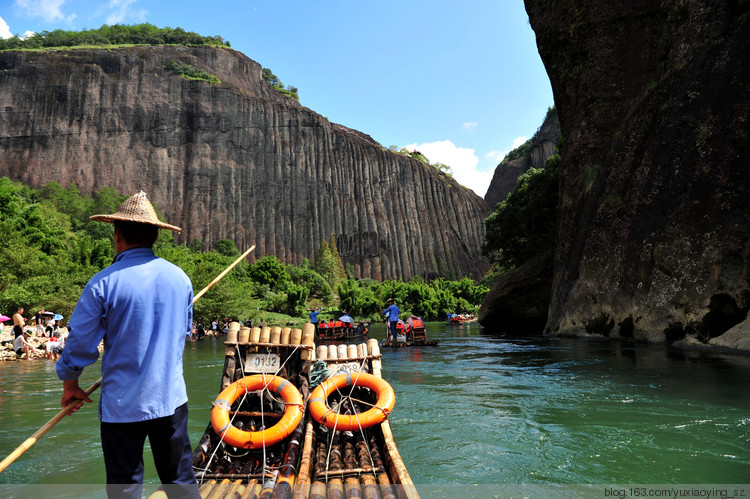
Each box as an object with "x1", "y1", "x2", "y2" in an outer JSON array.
[
  {"x1": 380, "y1": 339, "x2": 439, "y2": 348},
  {"x1": 317, "y1": 321, "x2": 370, "y2": 343},
  {"x1": 191, "y1": 322, "x2": 419, "y2": 499},
  {"x1": 380, "y1": 318, "x2": 439, "y2": 348}
]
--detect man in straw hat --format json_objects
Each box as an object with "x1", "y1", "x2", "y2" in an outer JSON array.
[{"x1": 57, "y1": 191, "x2": 199, "y2": 498}]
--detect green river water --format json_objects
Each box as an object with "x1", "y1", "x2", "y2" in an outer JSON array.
[{"x1": 1, "y1": 322, "x2": 748, "y2": 497}]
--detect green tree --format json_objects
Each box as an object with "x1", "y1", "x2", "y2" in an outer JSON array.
[
  {"x1": 249, "y1": 255, "x2": 290, "y2": 291},
  {"x1": 483, "y1": 154, "x2": 559, "y2": 268},
  {"x1": 285, "y1": 283, "x2": 309, "y2": 317},
  {"x1": 288, "y1": 259, "x2": 332, "y2": 303},
  {"x1": 261, "y1": 67, "x2": 299, "y2": 101},
  {"x1": 315, "y1": 235, "x2": 346, "y2": 292},
  {"x1": 0, "y1": 24, "x2": 230, "y2": 51},
  {"x1": 189, "y1": 239, "x2": 205, "y2": 253},
  {"x1": 214, "y1": 238, "x2": 240, "y2": 257}
]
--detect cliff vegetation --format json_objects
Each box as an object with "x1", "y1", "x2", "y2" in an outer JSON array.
[
  {"x1": 0, "y1": 179, "x2": 486, "y2": 324},
  {"x1": 0, "y1": 23, "x2": 230, "y2": 51}
]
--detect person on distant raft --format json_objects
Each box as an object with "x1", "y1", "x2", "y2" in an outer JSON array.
[
  {"x1": 309, "y1": 307, "x2": 321, "y2": 337},
  {"x1": 56, "y1": 191, "x2": 200, "y2": 499},
  {"x1": 382, "y1": 299, "x2": 401, "y2": 342}
]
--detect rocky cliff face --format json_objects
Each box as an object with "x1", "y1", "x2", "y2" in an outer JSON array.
[
  {"x1": 0, "y1": 46, "x2": 490, "y2": 280},
  {"x1": 484, "y1": 108, "x2": 560, "y2": 208},
  {"x1": 524, "y1": 0, "x2": 750, "y2": 343}
]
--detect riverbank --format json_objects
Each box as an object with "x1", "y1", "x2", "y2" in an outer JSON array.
[{"x1": 0, "y1": 325, "x2": 67, "y2": 362}]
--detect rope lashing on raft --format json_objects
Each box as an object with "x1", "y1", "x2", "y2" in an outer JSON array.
[
  {"x1": 198, "y1": 343, "x2": 304, "y2": 484},
  {"x1": 211, "y1": 374, "x2": 303, "y2": 449},
  {"x1": 309, "y1": 371, "x2": 396, "y2": 432},
  {"x1": 309, "y1": 360, "x2": 331, "y2": 389}
]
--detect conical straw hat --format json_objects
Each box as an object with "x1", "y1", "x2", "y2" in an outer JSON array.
[{"x1": 89, "y1": 190, "x2": 182, "y2": 232}]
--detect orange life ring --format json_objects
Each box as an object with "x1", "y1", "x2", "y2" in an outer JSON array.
[
  {"x1": 309, "y1": 372, "x2": 395, "y2": 431},
  {"x1": 210, "y1": 375, "x2": 303, "y2": 449}
]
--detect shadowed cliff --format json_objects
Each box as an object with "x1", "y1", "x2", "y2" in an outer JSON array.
[
  {"x1": 0, "y1": 46, "x2": 490, "y2": 280},
  {"x1": 484, "y1": 107, "x2": 560, "y2": 208},
  {"x1": 523, "y1": 0, "x2": 750, "y2": 344}
]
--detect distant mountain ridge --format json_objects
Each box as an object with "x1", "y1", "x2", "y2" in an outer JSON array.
[{"x1": 0, "y1": 45, "x2": 490, "y2": 280}]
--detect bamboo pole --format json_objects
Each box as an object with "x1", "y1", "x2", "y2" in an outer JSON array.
[
  {"x1": 0, "y1": 377, "x2": 102, "y2": 473},
  {"x1": 194, "y1": 245, "x2": 256, "y2": 302},
  {"x1": 0, "y1": 245, "x2": 256, "y2": 474}
]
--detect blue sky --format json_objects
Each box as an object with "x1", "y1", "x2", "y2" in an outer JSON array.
[{"x1": 0, "y1": 0, "x2": 554, "y2": 198}]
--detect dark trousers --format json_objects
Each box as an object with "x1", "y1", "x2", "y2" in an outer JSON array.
[
  {"x1": 389, "y1": 320, "x2": 398, "y2": 341},
  {"x1": 101, "y1": 402, "x2": 199, "y2": 499}
]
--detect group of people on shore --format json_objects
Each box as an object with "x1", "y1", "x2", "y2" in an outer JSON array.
[{"x1": 2, "y1": 306, "x2": 67, "y2": 360}]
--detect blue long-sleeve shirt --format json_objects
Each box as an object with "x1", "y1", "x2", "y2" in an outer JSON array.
[
  {"x1": 382, "y1": 304, "x2": 400, "y2": 322},
  {"x1": 309, "y1": 310, "x2": 320, "y2": 323},
  {"x1": 57, "y1": 247, "x2": 193, "y2": 423}
]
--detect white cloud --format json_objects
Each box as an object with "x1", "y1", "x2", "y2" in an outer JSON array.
[
  {"x1": 106, "y1": 0, "x2": 144, "y2": 25},
  {"x1": 404, "y1": 140, "x2": 494, "y2": 196},
  {"x1": 484, "y1": 149, "x2": 505, "y2": 163},
  {"x1": 0, "y1": 17, "x2": 12, "y2": 39},
  {"x1": 511, "y1": 136, "x2": 529, "y2": 149},
  {"x1": 14, "y1": 0, "x2": 73, "y2": 23},
  {"x1": 462, "y1": 121, "x2": 478, "y2": 131},
  {"x1": 484, "y1": 136, "x2": 529, "y2": 164}
]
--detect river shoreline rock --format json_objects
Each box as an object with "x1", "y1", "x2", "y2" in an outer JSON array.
[{"x1": 478, "y1": 251, "x2": 553, "y2": 332}]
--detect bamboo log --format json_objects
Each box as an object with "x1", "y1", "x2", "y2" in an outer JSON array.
[
  {"x1": 238, "y1": 327, "x2": 250, "y2": 344},
  {"x1": 300, "y1": 323, "x2": 315, "y2": 360},
  {"x1": 270, "y1": 327, "x2": 282, "y2": 345},
  {"x1": 240, "y1": 479, "x2": 260, "y2": 499},
  {"x1": 356, "y1": 437, "x2": 381, "y2": 499},
  {"x1": 260, "y1": 327, "x2": 271, "y2": 344},
  {"x1": 280, "y1": 328, "x2": 291, "y2": 346},
  {"x1": 206, "y1": 478, "x2": 233, "y2": 499},
  {"x1": 343, "y1": 439, "x2": 362, "y2": 499},
  {"x1": 327, "y1": 431, "x2": 345, "y2": 499},
  {"x1": 347, "y1": 344, "x2": 358, "y2": 360},
  {"x1": 292, "y1": 414, "x2": 316, "y2": 499},
  {"x1": 311, "y1": 430, "x2": 329, "y2": 499},
  {"x1": 272, "y1": 419, "x2": 304, "y2": 499},
  {"x1": 368, "y1": 434, "x2": 396, "y2": 499},
  {"x1": 290, "y1": 328, "x2": 302, "y2": 346},
  {"x1": 379, "y1": 422, "x2": 417, "y2": 498},
  {"x1": 200, "y1": 479, "x2": 217, "y2": 498},
  {"x1": 328, "y1": 344, "x2": 338, "y2": 361}
]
